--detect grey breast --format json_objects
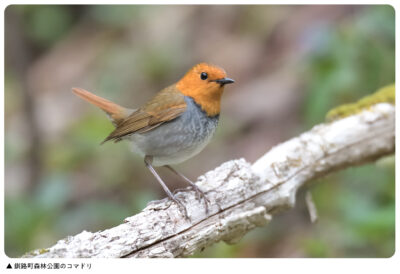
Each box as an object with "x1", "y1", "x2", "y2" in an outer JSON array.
[{"x1": 130, "y1": 96, "x2": 219, "y2": 166}]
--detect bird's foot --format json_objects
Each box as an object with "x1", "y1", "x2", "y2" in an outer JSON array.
[
  {"x1": 164, "y1": 165, "x2": 210, "y2": 215},
  {"x1": 169, "y1": 195, "x2": 190, "y2": 221},
  {"x1": 190, "y1": 184, "x2": 210, "y2": 215}
]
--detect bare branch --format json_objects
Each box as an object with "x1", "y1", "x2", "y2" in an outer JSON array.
[
  {"x1": 305, "y1": 191, "x2": 318, "y2": 223},
  {"x1": 25, "y1": 103, "x2": 394, "y2": 258}
]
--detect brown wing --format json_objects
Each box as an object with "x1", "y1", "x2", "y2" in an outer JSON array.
[{"x1": 102, "y1": 85, "x2": 187, "y2": 143}]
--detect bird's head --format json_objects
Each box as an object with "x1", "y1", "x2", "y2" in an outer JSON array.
[{"x1": 176, "y1": 63, "x2": 234, "y2": 117}]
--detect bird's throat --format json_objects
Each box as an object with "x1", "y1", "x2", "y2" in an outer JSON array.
[
  {"x1": 177, "y1": 84, "x2": 223, "y2": 117},
  {"x1": 187, "y1": 91, "x2": 222, "y2": 117}
]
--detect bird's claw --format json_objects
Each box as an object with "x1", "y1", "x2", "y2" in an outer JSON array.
[
  {"x1": 170, "y1": 196, "x2": 190, "y2": 221},
  {"x1": 191, "y1": 186, "x2": 210, "y2": 215}
]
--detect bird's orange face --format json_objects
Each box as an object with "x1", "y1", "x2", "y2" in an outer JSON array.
[{"x1": 177, "y1": 63, "x2": 234, "y2": 117}]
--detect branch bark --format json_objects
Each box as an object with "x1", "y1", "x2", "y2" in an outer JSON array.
[{"x1": 25, "y1": 103, "x2": 395, "y2": 258}]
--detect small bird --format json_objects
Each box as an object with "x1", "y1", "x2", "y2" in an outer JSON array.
[{"x1": 72, "y1": 63, "x2": 234, "y2": 217}]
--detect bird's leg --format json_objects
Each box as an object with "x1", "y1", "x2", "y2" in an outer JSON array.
[
  {"x1": 144, "y1": 156, "x2": 189, "y2": 219},
  {"x1": 164, "y1": 165, "x2": 210, "y2": 214}
]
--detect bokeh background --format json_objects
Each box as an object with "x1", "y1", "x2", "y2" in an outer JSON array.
[{"x1": 4, "y1": 5, "x2": 395, "y2": 258}]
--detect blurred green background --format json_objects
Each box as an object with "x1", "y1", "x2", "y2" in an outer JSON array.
[{"x1": 4, "y1": 5, "x2": 394, "y2": 258}]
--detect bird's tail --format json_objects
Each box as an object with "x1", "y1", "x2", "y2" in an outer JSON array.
[{"x1": 72, "y1": 87, "x2": 132, "y2": 126}]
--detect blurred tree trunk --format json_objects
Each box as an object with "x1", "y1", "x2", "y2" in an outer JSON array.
[{"x1": 5, "y1": 9, "x2": 43, "y2": 191}]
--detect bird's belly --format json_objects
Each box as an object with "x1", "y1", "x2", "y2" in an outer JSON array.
[{"x1": 128, "y1": 97, "x2": 219, "y2": 166}]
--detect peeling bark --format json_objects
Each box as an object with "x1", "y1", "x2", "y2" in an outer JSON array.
[{"x1": 25, "y1": 103, "x2": 395, "y2": 258}]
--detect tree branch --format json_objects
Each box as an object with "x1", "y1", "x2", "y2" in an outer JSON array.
[{"x1": 25, "y1": 103, "x2": 395, "y2": 258}]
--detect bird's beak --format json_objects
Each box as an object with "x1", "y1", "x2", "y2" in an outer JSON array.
[{"x1": 213, "y1": 78, "x2": 235, "y2": 86}]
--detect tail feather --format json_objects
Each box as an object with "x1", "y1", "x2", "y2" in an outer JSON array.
[{"x1": 72, "y1": 87, "x2": 131, "y2": 125}]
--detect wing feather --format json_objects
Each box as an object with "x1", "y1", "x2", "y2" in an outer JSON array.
[{"x1": 102, "y1": 85, "x2": 187, "y2": 143}]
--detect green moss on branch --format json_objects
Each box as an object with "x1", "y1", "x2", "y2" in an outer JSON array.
[{"x1": 326, "y1": 84, "x2": 395, "y2": 122}]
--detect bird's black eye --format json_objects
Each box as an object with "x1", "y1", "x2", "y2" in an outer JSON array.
[{"x1": 200, "y1": 72, "x2": 208, "y2": 80}]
